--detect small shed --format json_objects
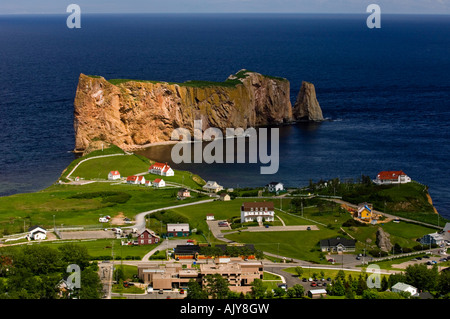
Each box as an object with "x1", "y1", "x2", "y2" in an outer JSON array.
[{"x1": 308, "y1": 289, "x2": 327, "y2": 299}]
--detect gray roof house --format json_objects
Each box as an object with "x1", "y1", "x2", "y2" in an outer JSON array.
[{"x1": 320, "y1": 237, "x2": 356, "y2": 252}]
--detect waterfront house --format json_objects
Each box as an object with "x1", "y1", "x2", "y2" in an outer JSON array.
[
  {"x1": 167, "y1": 223, "x2": 190, "y2": 237},
  {"x1": 152, "y1": 178, "x2": 165, "y2": 188},
  {"x1": 202, "y1": 181, "x2": 224, "y2": 193},
  {"x1": 240, "y1": 201, "x2": 275, "y2": 223},
  {"x1": 149, "y1": 162, "x2": 174, "y2": 176},
  {"x1": 320, "y1": 237, "x2": 356, "y2": 253},
  {"x1": 138, "y1": 229, "x2": 160, "y2": 245},
  {"x1": 374, "y1": 171, "x2": 411, "y2": 185},
  {"x1": 108, "y1": 171, "x2": 121, "y2": 180},
  {"x1": 266, "y1": 182, "x2": 284, "y2": 193},
  {"x1": 127, "y1": 175, "x2": 146, "y2": 185},
  {"x1": 27, "y1": 226, "x2": 47, "y2": 241}
]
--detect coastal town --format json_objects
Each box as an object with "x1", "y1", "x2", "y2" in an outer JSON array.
[{"x1": 0, "y1": 146, "x2": 449, "y2": 300}]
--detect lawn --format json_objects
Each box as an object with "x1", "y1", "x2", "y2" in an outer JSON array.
[
  {"x1": 70, "y1": 154, "x2": 150, "y2": 180},
  {"x1": 224, "y1": 227, "x2": 340, "y2": 263},
  {"x1": 343, "y1": 220, "x2": 436, "y2": 253},
  {"x1": 0, "y1": 182, "x2": 207, "y2": 235},
  {"x1": 69, "y1": 152, "x2": 205, "y2": 190}
]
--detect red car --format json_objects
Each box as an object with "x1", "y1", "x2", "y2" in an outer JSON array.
[{"x1": 311, "y1": 282, "x2": 317, "y2": 287}]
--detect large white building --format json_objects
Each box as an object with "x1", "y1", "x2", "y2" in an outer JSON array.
[
  {"x1": 240, "y1": 202, "x2": 275, "y2": 223},
  {"x1": 149, "y1": 162, "x2": 174, "y2": 176},
  {"x1": 374, "y1": 171, "x2": 411, "y2": 185}
]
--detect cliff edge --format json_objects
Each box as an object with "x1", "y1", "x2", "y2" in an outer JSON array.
[{"x1": 74, "y1": 70, "x2": 296, "y2": 152}]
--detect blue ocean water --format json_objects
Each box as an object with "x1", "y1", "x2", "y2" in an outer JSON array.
[{"x1": 0, "y1": 13, "x2": 449, "y2": 218}]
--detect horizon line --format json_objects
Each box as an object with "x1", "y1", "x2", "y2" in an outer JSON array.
[{"x1": 1, "y1": 11, "x2": 450, "y2": 16}]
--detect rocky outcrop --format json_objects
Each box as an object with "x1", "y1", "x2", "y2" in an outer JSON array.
[
  {"x1": 73, "y1": 70, "x2": 295, "y2": 152},
  {"x1": 293, "y1": 81, "x2": 324, "y2": 121},
  {"x1": 376, "y1": 227, "x2": 393, "y2": 252}
]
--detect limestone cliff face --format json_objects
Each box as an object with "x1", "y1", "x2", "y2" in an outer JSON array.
[
  {"x1": 293, "y1": 81, "x2": 324, "y2": 121},
  {"x1": 73, "y1": 70, "x2": 294, "y2": 152}
]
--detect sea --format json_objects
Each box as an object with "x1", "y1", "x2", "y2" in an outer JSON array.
[{"x1": 0, "y1": 13, "x2": 449, "y2": 219}]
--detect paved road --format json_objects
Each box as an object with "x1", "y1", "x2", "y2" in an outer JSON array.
[
  {"x1": 141, "y1": 239, "x2": 187, "y2": 261},
  {"x1": 131, "y1": 199, "x2": 215, "y2": 232}
]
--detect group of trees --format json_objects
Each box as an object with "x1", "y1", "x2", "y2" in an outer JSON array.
[
  {"x1": 0, "y1": 244, "x2": 103, "y2": 299},
  {"x1": 185, "y1": 276, "x2": 306, "y2": 300},
  {"x1": 326, "y1": 265, "x2": 450, "y2": 299}
]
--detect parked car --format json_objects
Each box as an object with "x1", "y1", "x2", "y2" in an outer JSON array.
[
  {"x1": 310, "y1": 282, "x2": 317, "y2": 287},
  {"x1": 158, "y1": 289, "x2": 164, "y2": 294},
  {"x1": 327, "y1": 277, "x2": 332, "y2": 281},
  {"x1": 423, "y1": 255, "x2": 430, "y2": 259},
  {"x1": 179, "y1": 289, "x2": 185, "y2": 294},
  {"x1": 306, "y1": 227, "x2": 311, "y2": 231},
  {"x1": 302, "y1": 278, "x2": 307, "y2": 282}
]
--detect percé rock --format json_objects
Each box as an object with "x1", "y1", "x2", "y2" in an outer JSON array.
[
  {"x1": 73, "y1": 70, "x2": 295, "y2": 152},
  {"x1": 293, "y1": 81, "x2": 324, "y2": 121}
]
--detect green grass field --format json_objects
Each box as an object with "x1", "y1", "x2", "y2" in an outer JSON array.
[
  {"x1": 225, "y1": 227, "x2": 339, "y2": 263},
  {"x1": 0, "y1": 182, "x2": 207, "y2": 235}
]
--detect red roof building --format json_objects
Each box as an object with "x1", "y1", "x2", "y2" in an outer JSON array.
[
  {"x1": 374, "y1": 171, "x2": 411, "y2": 185},
  {"x1": 149, "y1": 162, "x2": 174, "y2": 176}
]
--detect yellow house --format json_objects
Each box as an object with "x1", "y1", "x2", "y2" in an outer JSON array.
[{"x1": 357, "y1": 203, "x2": 372, "y2": 220}]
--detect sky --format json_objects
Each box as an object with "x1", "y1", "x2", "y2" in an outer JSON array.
[{"x1": 0, "y1": 0, "x2": 449, "y2": 15}]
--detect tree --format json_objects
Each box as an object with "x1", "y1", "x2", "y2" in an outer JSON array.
[
  {"x1": 294, "y1": 266, "x2": 303, "y2": 278},
  {"x1": 58, "y1": 243, "x2": 90, "y2": 270},
  {"x1": 291, "y1": 284, "x2": 305, "y2": 298},
  {"x1": 331, "y1": 278, "x2": 345, "y2": 296},
  {"x1": 405, "y1": 264, "x2": 438, "y2": 292},
  {"x1": 204, "y1": 274, "x2": 230, "y2": 299},
  {"x1": 186, "y1": 279, "x2": 208, "y2": 299},
  {"x1": 438, "y1": 269, "x2": 450, "y2": 296},
  {"x1": 250, "y1": 279, "x2": 266, "y2": 299},
  {"x1": 114, "y1": 266, "x2": 126, "y2": 282},
  {"x1": 79, "y1": 267, "x2": 103, "y2": 299},
  {"x1": 273, "y1": 287, "x2": 286, "y2": 298}
]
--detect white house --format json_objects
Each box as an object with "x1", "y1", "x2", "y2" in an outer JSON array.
[
  {"x1": 202, "y1": 181, "x2": 223, "y2": 193},
  {"x1": 127, "y1": 175, "x2": 146, "y2": 185},
  {"x1": 374, "y1": 171, "x2": 411, "y2": 185},
  {"x1": 206, "y1": 214, "x2": 215, "y2": 221},
  {"x1": 391, "y1": 282, "x2": 418, "y2": 297},
  {"x1": 28, "y1": 226, "x2": 47, "y2": 241},
  {"x1": 240, "y1": 201, "x2": 275, "y2": 223},
  {"x1": 149, "y1": 162, "x2": 174, "y2": 176},
  {"x1": 152, "y1": 178, "x2": 165, "y2": 188},
  {"x1": 108, "y1": 171, "x2": 121, "y2": 180},
  {"x1": 267, "y1": 182, "x2": 284, "y2": 193},
  {"x1": 420, "y1": 232, "x2": 445, "y2": 246}
]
